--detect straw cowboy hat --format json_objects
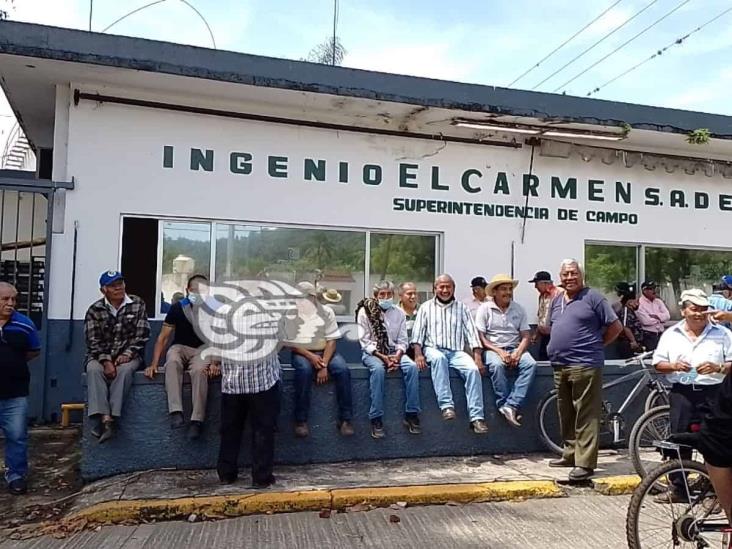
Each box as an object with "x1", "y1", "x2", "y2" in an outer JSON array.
[
  {"x1": 320, "y1": 288, "x2": 343, "y2": 304},
  {"x1": 487, "y1": 274, "x2": 519, "y2": 294}
]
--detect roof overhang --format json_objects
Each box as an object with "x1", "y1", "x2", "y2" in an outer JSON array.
[{"x1": 2, "y1": 20, "x2": 732, "y2": 160}]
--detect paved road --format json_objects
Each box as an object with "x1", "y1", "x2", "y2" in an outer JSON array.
[{"x1": 2, "y1": 495, "x2": 631, "y2": 549}]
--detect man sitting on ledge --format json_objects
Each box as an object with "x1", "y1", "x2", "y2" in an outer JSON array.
[{"x1": 84, "y1": 271, "x2": 150, "y2": 443}]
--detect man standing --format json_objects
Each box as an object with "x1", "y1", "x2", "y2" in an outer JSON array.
[
  {"x1": 636, "y1": 281, "x2": 670, "y2": 351},
  {"x1": 464, "y1": 276, "x2": 488, "y2": 318},
  {"x1": 652, "y1": 288, "x2": 729, "y2": 502},
  {"x1": 144, "y1": 275, "x2": 219, "y2": 440},
  {"x1": 0, "y1": 282, "x2": 40, "y2": 495},
  {"x1": 529, "y1": 271, "x2": 561, "y2": 361},
  {"x1": 287, "y1": 281, "x2": 353, "y2": 438},
  {"x1": 708, "y1": 277, "x2": 732, "y2": 328},
  {"x1": 547, "y1": 259, "x2": 622, "y2": 481},
  {"x1": 476, "y1": 274, "x2": 536, "y2": 428},
  {"x1": 412, "y1": 274, "x2": 488, "y2": 433},
  {"x1": 85, "y1": 271, "x2": 150, "y2": 443},
  {"x1": 612, "y1": 285, "x2": 643, "y2": 359},
  {"x1": 358, "y1": 281, "x2": 422, "y2": 438},
  {"x1": 397, "y1": 281, "x2": 419, "y2": 341}
]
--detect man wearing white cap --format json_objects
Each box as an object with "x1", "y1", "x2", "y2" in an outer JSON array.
[
  {"x1": 476, "y1": 274, "x2": 536, "y2": 428},
  {"x1": 652, "y1": 288, "x2": 731, "y2": 503}
]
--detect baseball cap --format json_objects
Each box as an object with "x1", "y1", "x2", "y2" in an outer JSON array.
[
  {"x1": 529, "y1": 271, "x2": 552, "y2": 283},
  {"x1": 721, "y1": 275, "x2": 732, "y2": 288},
  {"x1": 679, "y1": 288, "x2": 709, "y2": 308},
  {"x1": 99, "y1": 270, "x2": 124, "y2": 287},
  {"x1": 641, "y1": 280, "x2": 657, "y2": 290},
  {"x1": 470, "y1": 276, "x2": 487, "y2": 288}
]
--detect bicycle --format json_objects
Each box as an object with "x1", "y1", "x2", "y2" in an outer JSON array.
[
  {"x1": 537, "y1": 351, "x2": 670, "y2": 455},
  {"x1": 626, "y1": 440, "x2": 731, "y2": 548}
]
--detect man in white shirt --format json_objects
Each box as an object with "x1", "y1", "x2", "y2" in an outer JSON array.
[
  {"x1": 653, "y1": 288, "x2": 731, "y2": 502},
  {"x1": 358, "y1": 280, "x2": 422, "y2": 439},
  {"x1": 464, "y1": 276, "x2": 488, "y2": 318},
  {"x1": 476, "y1": 274, "x2": 536, "y2": 428}
]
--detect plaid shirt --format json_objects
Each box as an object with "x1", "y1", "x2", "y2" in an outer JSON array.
[{"x1": 84, "y1": 295, "x2": 150, "y2": 365}]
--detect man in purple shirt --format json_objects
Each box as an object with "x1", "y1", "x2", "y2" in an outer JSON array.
[{"x1": 547, "y1": 259, "x2": 623, "y2": 482}]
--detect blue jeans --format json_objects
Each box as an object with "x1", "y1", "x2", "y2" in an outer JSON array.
[
  {"x1": 362, "y1": 352, "x2": 421, "y2": 420},
  {"x1": 424, "y1": 347, "x2": 484, "y2": 421},
  {"x1": 292, "y1": 352, "x2": 353, "y2": 422},
  {"x1": 483, "y1": 350, "x2": 537, "y2": 410},
  {"x1": 0, "y1": 397, "x2": 28, "y2": 483}
]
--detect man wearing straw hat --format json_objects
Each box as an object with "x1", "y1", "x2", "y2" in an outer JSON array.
[{"x1": 476, "y1": 274, "x2": 536, "y2": 428}]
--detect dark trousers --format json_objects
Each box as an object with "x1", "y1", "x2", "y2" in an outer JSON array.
[
  {"x1": 538, "y1": 334, "x2": 550, "y2": 361},
  {"x1": 668, "y1": 383, "x2": 721, "y2": 490},
  {"x1": 217, "y1": 384, "x2": 280, "y2": 485},
  {"x1": 642, "y1": 331, "x2": 661, "y2": 352},
  {"x1": 291, "y1": 351, "x2": 353, "y2": 422}
]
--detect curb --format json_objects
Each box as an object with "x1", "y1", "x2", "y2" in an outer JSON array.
[
  {"x1": 591, "y1": 475, "x2": 641, "y2": 495},
  {"x1": 62, "y1": 480, "x2": 564, "y2": 526}
]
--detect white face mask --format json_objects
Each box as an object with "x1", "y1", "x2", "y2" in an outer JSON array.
[{"x1": 188, "y1": 293, "x2": 200, "y2": 305}]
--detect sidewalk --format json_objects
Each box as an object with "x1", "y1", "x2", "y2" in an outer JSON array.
[{"x1": 2, "y1": 448, "x2": 641, "y2": 541}]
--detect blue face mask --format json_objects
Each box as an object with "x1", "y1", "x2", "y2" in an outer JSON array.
[
  {"x1": 188, "y1": 293, "x2": 200, "y2": 305},
  {"x1": 378, "y1": 298, "x2": 394, "y2": 310}
]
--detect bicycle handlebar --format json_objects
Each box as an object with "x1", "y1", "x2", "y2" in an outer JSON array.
[{"x1": 624, "y1": 350, "x2": 654, "y2": 367}]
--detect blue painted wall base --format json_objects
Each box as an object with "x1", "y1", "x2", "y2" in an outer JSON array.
[{"x1": 81, "y1": 363, "x2": 646, "y2": 481}]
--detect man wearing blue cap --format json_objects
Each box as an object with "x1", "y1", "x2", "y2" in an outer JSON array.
[
  {"x1": 709, "y1": 276, "x2": 732, "y2": 328},
  {"x1": 84, "y1": 271, "x2": 150, "y2": 443}
]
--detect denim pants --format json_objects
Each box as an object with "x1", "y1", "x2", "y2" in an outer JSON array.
[
  {"x1": 291, "y1": 352, "x2": 353, "y2": 422},
  {"x1": 424, "y1": 347, "x2": 484, "y2": 421},
  {"x1": 483, "y1": 350, "x2": 537, "y2": 410},
  {"x1": 0, "y1": 397, "x2": 28, "y2": 483},
  {"x1": 362, "y1": 352, "x2": 421, "y2": 420}
]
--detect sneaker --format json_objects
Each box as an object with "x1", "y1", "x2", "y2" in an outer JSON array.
[
  {"x1": 548, "y1": 458, "x2": 574, "y2": 468},
  {"x1": 7, "y1": 478, "x2": 27, "y2": 495},
  {"x1": 403, "y1": 414, "x2": 422, "y2": 434},
  {"x1": 338, "y1": 420, "x2": 354, "y2": 437},
  {"x1": 371, "y1": 418, "x2": 385, "y2": 439},
  {"x1": 442, "y1": 407, "x2": 456, "y2": 421},
  {"x1": 98, "y1": 420, "x2": 116, "y2": 444},
  {"x1": 470, "y1": 419, "x2": 489, "y2": 434},
  {"x1": 499, "y1": 405, "x2": 522, "y2": 428},
  {"x1": 187, "y1": 421, "x2": 203, "y2": 440},
  {"x1": 294, "y1": 422, "x2": 310, "y2": 438},
  {"x1": 568, "y1": 467, "x2": 594, "y2": 482},
  {"x1": 170, "y1": 411, "x2": 185, "y2": 429},
  {"x1": 653, "y1": 490, "x2": 690, "y2": 504}
]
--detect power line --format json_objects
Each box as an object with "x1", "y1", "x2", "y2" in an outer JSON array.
[
  {"x1": 586, "y1": 5, "x2": 732, "y2": 97},
  {"x1": 531, "y1": 0, "x2": 660, "y2": 90},
  {"x1": 507, "y1": 0, "x2": 624, "y2": 87},
  {"x1": 332, "y1": 0, "x2": 338, "y2": 66},
  {"x1": 553, "y1": 0, "x2": 690, "y2": 93}
]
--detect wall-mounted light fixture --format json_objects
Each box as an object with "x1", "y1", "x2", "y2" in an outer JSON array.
[{"x1": 453, "y1": 118, "x2": 625, "y2": 141}]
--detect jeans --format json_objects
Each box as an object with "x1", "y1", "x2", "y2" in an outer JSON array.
[
  {"x1": 291, "y1": 352, "x2": 353, "y2": 422},
  {"x1": 424, "y1": 347, "x2": 484, "y2": 421},
  {"x1": 217, "y1": 383, "x2": 279, "y2": 485},
  {"x1": 362, "y1": 352, "x2": 421, "y2": 420},
  {"x1": 0, "y1": 397, "x2": 28, "y2": 483},
  {"x1": 483, "y1": 350, "x2": 537, "y2": 410}
]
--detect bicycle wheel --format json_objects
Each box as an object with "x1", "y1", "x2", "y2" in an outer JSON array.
[
  {"x1": 644, "y1": 387, "x2": 669, "y2": 412},
  {"x1": 628, "y1": 405, "x2": 671, "y2": 478},
  {"x1": 536, "y1": 390, "x2": 563, "y2": 455},
  {"x1": 626, "y1": 459, "x2": 726, "y2": 549}
]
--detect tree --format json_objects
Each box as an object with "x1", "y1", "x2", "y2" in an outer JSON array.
[
  {"x1": 0, "y1": 0, "x2": 14, "y2": 20},
  {"x1": 306, "y1": 36, "x2": 346, "y2": 66}
]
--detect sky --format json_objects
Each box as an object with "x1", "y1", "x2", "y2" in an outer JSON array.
[{"x1": 1, "y1": 0, "x2": 732, "y2": 137}]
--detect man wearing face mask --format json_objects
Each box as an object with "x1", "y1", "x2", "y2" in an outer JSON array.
[
  {"x1": 144, "y1": 274, "x2": 220, "y2": 440},
  {"x1": 357, "y1": 280, "x2": 422, "y2": 438}
]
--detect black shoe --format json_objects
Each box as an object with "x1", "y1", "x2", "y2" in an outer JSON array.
[
  {"x1": 568, "y1": 467, "x2": 594, "y2": 482},
  {"x1": 371, "y1": 418, "x2": 385, "y2": 439},
  {"x1": 219, "y1": 475, "x2": 237, "y2": 485},
  {"x1": 548, "y1": 458, "x2": 574, "y2": 468},
  {"x1": 98, "y1": 420, "x2": 116, "y2": 444},
  {"x1": 187, "y1": 421, "x2": 203, "y2": 440},
  {"x1": 403, "y1": 414, "x2": 422, "y2": 434},
  {"x1": 90, "y1": 418, "x2": 103, "y2": 438},
  {"x1": 170, "y1": 411, "x2": 185, "y2": 429},
  {"x1": 8, "y1": 478, "x2": 27, "y2": 495},
  {"x1": 470, "y1": 419, "x2": 489, "y2": 434},
  {"x1": 252, "y1": 475, "x2": 276, "y2": 489}
]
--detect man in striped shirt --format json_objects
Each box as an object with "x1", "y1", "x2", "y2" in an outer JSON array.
[{"x1": 411, "y1": 274, "x2": 489, "y2": 433}]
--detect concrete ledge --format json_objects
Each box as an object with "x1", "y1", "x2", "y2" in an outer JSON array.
[
  {"x1": 62, "y1": 480, "x2": 564, "y2": 527},
  {"x1": 591, "y1": 475, "x2": 640, "y2": 495}
]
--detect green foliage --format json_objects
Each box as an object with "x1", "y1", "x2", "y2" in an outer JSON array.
[
  {"x1": 621, "y1": 122, "x2": 632, "y2": 137},
  {"x1": 585, "y1": 244, "x2": 637, "y2": 294},
  {"x1": 686, "y1": 128, "x2": 711, "y2": 145},
  {"x1": 306, "y1": 36, "x2": 346, "y2": 66},
  {"x1": 370, "y1": 234, "x2": 436, "y2": 282}
]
